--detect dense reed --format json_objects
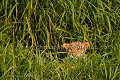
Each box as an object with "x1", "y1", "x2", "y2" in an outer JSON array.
[{"x1": 0, "y1": 0, "x2": 120, "y2": 79}]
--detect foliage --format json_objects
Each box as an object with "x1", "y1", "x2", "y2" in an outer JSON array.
[{"x1": 0, "y1": 0, "x2": 120, "y2": 79}]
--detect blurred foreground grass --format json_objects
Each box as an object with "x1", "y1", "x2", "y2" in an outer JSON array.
[{"x1": 0, "y1": 0, "x2": 120, "y2": 79}]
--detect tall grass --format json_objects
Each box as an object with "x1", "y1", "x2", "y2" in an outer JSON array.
[{"x1": 0, "y1": 0, "x2": 120, "y2": 79}]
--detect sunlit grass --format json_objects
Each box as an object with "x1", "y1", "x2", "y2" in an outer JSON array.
[{"x1": 0, "y1": 0, "x2": 120, "y2": 79}]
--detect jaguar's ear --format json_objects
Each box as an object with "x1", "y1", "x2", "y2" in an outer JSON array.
[
  {"x1": 82, "y1": 42, "x2": 90, "y2": 49},
  {"x1": 62, "y1": 43, "x2": 70, "y2": 49}
]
